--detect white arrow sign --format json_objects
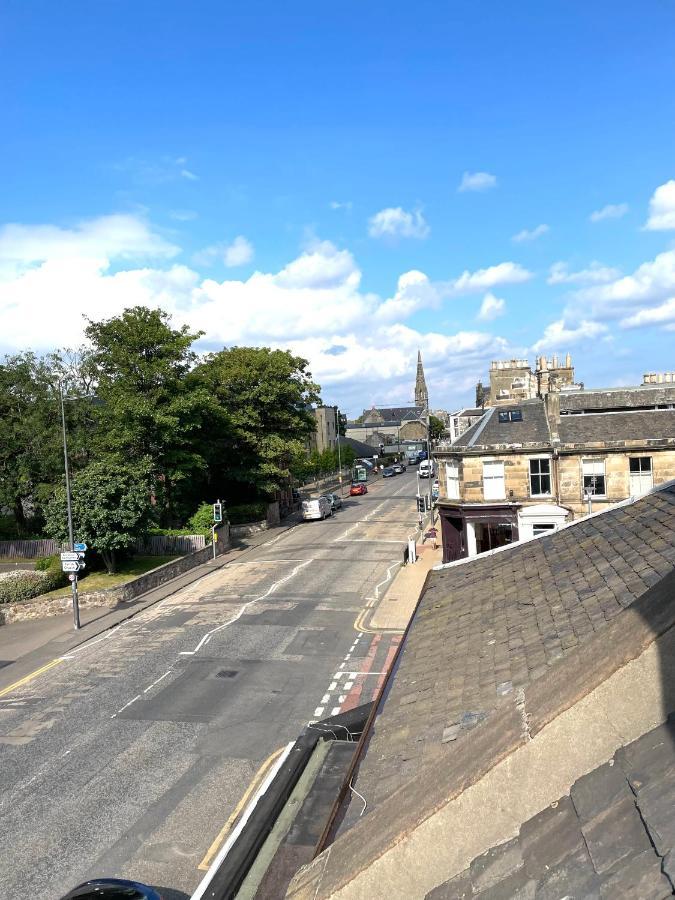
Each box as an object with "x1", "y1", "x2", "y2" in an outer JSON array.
[
  {"x1": 60, "y1": 552, "x2": 79, "y2": 561},
  {"x1": 61, "y1": 560, "x2": 81, "y2": 572}
]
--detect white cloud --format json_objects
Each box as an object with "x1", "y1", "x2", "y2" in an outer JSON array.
[
  {"x1": 547, "y1": 261, "x2": 622, "y2": 285},
  {"x1": 644, "y1": 180, "x2": 675, "y2": 231},
  {"x1": 512, "y1": 224, "x2": 549, "y2": 243},
  {"x1": 180, "y1": 168, "x2": 199, "y2": 181},
  {"x1": 0, "y1": 214, "x2": 180, "y2": 264},
  {"x1": 458, "y1": 171, "x2": 497, "y2": 193},
  {"x1": 448, "y1": 261, "x2": 532, "y2": 294},
  {"x1": 589, "y1": 203, "x2": 628, "y2": 223},
  {"x1": 532, "y1": 319, "x2": 608, "y2": 352},
  {"x1": 620, "y1": 297, "x2": 675, "y2": 330},
  {"x1": 223, "y1": 236, "x2": 254, "y2": 267},
  {"x1": 329, "y1": 201, "x2": 352, "y2": 211},
  {"x1": 0, "y1": 222, "x2": 514, "y2": 414},
  {"x1": 477, "y1": 292, "x2": 506, "y2": 321},
  {"x1": 573, "y1": 249, "x2": 675, "y2": 313},
  {"x1": 368, "y1": 207, "x2": 430, "y2": 240}
]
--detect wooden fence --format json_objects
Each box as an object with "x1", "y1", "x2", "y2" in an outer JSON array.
[
  {"x1": 0, "y1": 539, "x2": 65, "y2": 559},
  {"x1": 0, "y1": 534, "x2": 206, "y2": 559}
]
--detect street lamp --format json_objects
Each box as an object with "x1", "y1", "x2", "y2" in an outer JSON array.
[
  {"x1": 334, "y1": 407, "x2": 344, "y2": 497},
  {"x1": 58, "y1": 385, "x2": 100, "y2": 630}
]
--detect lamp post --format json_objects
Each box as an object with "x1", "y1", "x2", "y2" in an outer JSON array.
[
  {"x1": 59, "y1": 383, "x2": 80, "y2": 630},
  {"x1": 334, "y1": 407, "x2": 344, "y2": 497}
]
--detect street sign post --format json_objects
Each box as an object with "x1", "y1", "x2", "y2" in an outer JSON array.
[
  {"x1": 62, "y1": 560, "x2": 81, "y2": 573},
  {"x1": 60, "y1": 551, "x2": 79, "y2": 561},
  {"x1": 74, "y1": 542, "x2": 88, "y2": 552}
]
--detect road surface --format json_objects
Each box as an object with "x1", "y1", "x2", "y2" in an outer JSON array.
[{"x1": 0, "y1": 471, "x2": 419, "y2": 900}]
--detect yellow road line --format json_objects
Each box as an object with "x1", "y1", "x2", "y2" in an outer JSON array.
[
  {"x1": 0, "y1": 658, "x2": 63, "y2": 699},
  {"x1": 197, "y1": 746, "x2": 285, "y2": 871}
]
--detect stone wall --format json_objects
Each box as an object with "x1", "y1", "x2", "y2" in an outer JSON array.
[{"x1": 0, "y1": 522, "x2": 231, "y2": 625}]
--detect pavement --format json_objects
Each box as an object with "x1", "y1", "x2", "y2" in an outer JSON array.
[
  {"x1": 0, "y1": 471, "x2": 423, "y2": 900},
  {"x1": 365, "y1": 541, "x2": 443, "y2": 633}
]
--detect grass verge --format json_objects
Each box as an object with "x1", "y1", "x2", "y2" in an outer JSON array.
[{"x1": 45, "y1": 555, "x2": 180, "y2": 599}]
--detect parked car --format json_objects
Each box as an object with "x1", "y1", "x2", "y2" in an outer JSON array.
[
  {"x1": 350, "y1": 483, "x2": 368, "y2": 496},
  {"x1": 392, "y1": 463, "x2": 406, "y2": 474},
  {"x1": 382, "y1": 467, "x2": 395, "y2": 478},
  {"x1": 325, "y1": 492, "x2": 343, "y2": 511},
  {"x1": 302, "y1": 496, "x2": 333, "y2": 520},
  {"x1": 61, "y1": 878, "x2": 163, "y2": 899}
]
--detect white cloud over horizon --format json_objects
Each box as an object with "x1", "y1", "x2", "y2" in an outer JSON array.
[
  {"x1": 0, "y1": 216, "x2": 519, "y2": 414},
  {"x1": 547, "y1": 261, "x2": 622, "y2": 285},
  {"x1": 531, "y1": 318, "x2": 608, "y2": 352},
  {"x1": 589, "y1": 203, "x2": 628, "y2": 223},
  {"x1": 368, "y1": 207, "x2": 430, "y2": 239},
  {"x1": 458, "y1": 171, "x2": 497, "y2": 193},
  {"x1": 223, "y1": 235, "x2": 254, "y2": 267}
]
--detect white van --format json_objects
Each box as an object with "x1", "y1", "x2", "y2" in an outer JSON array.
[
  {"x1": 302, "y1": 496, "x2": 333, "y2": 521},
  {"x1": 419, "y1": 459, "x2": 434, "y2": 479}
]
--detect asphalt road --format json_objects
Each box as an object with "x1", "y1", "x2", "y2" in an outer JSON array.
[{"x1": 0, "y1": 471, "x2": 420, "y2": 900}]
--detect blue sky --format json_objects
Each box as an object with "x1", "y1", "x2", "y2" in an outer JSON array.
[{"x1": 1, "y1": 0, "x2": 674, "y2": 416}]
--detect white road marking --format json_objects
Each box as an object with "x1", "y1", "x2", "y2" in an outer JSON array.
[
  {"x1": 190, "y1": 558, "x2": 313, "y2": 654},
  {"x1": 331, "y1": 706, "x2": 341, "y2": 716},
  {"x1": 339, "y1": 695, "x2": 346, "y2": 703},
  {"x1": 321, "y1": 693, "x2": 330, "y2": 704},
  {"x1": 314, "y1": 706, "x2": 324, "y2": 717},
  {"x1": 143, "y1": 670, "x2": 172, "y2": 693},
  {"x1": 328, "y1": 681, "x2": 337, "y2": 691},
  {"x1": 345, "y1": 681, "x2": 354, "y2": 690},
  {"x1": 114, "y1": 694, "x2": 141, "y2": 716}
]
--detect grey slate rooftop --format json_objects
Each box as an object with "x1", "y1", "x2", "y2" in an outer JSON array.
[
  {"x1": 426, "y1": 719, "x2": 675, "y2": 899},
  {"x1": 560, "y1": 383, "x2": 675, "y2": 413},
  {"x1": 452, "y1": 399, "x2": 550, "y2": 448},
  {"x1": 558, "y1": 409, "x2": 675, "y2": 445},
  {"x1": 351, "y1": 484, "x2": 675, "y2": 814}
]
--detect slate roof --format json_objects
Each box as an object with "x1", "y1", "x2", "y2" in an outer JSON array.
[
  {"x1": 426, "y1": 719, "x2": 675, "y2": 899},
  {"x1": 342, "y1": 436, "x2": 378, "y2": 458},
  {"x1": 363, "y1": 405, "x2": 425, "y2": 423},
  {"x1": 350, "y1": 484, "x2": 675, "y2": 813},
  {"x1": 452, "y1": 399, "x2": 550, "y2": 449},
  {"x1": 560, "y1": 384, "x2": 675, "y2": 413},
  {"x1": 558, "y1": 409, "x2": 675, "y2": 446}
]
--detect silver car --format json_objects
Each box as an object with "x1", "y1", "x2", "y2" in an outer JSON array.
[{"x1": 325, "y1": 492, "x2": 343, "y2": 511}]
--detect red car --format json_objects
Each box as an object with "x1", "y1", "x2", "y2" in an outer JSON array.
[{"x1": 350, "y1": 483, "x2": 368, "y2": 496}]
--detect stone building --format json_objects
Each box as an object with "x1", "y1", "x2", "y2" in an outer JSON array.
[
  {"x1": 434, "y1": 381, "x2": 675, "y2": 563},
  {"x1": 480, "y1": 353, "x2": 577, "y2": 407},
  {"x1": 308, "y1": 405, "x2": 339, "y2": 454},
  {"x1": 345, "y1": 351, "x2": 429, "y2": 447}
]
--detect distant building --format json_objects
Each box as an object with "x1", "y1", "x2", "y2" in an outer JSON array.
[
  {"x1": 308, "y1": 405, "x2": 339, "y2": 454},
  {"x1": 480, "y1": 353, "x2": 578, "y2": 407},
  {"x1": 346, "y1": 351, "x2": 430, "y2": 447},
  {"x1": 448, "y1": 407, "x2": 485, "y2": 444},
  {"x1": 435, "y1": 380, "x2": 675, "y2": 563}
]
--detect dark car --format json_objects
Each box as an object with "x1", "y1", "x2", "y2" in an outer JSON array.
[
  {"x1": 392, "y1": 463, "x2": 406, "y2": 474},
  {"x1": 382, "y1": 467, "x2": 395, "y2": 477},
  {"x1": 61, "y1": 878, "x2": 163, "y2": 899},
  {"x1": 350, "y1": 483, "x2": 368, "y2": 496}
]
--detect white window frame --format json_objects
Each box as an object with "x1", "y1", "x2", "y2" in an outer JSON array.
[
  {"x1": 529, "y1": 456, "x2": 552, "y2": 497},
  {"x1": 582, "y1": 459, "x2": 606, "y2": 499},
  {"x1": 629, "y1": 457, "x2": 653, "y2": 496},
  {"x1": 446, "y1": 461, "x2": 460, "y2": 500},
  {"x1": 483, "y1": 460, "x2": 505, "y2": 501}
]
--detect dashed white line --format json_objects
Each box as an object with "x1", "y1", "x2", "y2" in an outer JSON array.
[
  {"x1": 328, "y1": 681, "x2": 337, "y2": 691},
  {"x1": 321, "y1": 693, "x2": 330, "y2": 704},
  {"x1": 331, "y1": 706, "x2": 341, "y2": 716},
  {"x1": 143, "y1": 670, "x2": 172, "y2": 693},
  {"x1": 314, "y1": 706, "x2": 325, "y2": 717},
  {"x1": 112, "y1": 694, "x2": 141, "y2": 718}
]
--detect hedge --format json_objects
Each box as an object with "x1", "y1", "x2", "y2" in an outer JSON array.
[{"x1": 0, "y1": 568, "x2": 66, "y2": 604}]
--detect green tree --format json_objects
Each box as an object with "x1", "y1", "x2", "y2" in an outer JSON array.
[
  {"x1": 429, "y1": 415, "x2": 446, "y2": 441},
  {"x1": 195, "y1": 346, "x2": 320, "y2": 498},
  {"x1": 45, "y1": 456, "x2": 153, "y2": 573},
  {"x1": 339, "y1": 444, "x2": 356, "y2": 469},
  {"x1": 85, "y1": 307, "x2": 209, "y2": 524}
]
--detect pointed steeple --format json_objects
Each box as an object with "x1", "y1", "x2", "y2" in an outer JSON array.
[{"x1": 414, "y1": 350, "x2": 428, "y2": 410}]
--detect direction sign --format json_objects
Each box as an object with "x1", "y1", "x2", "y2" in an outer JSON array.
[
  {"x1": 62, "y1": 560, "x2": 81, "y2": 572},
  {"x1": 74, "y1": 542, "x2": 88, "y2": 552},
  {"x1": 60, "y1": 551, "x2": 79, "y2": 561}
]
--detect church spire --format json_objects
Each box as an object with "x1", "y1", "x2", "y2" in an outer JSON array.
[{"x1": 414, "y1": 350, "x2": 428, "y2": 410}]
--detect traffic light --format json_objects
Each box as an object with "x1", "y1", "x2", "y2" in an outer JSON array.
[
  {"x1": 213, "y1": 501, "x2": 223, "y2": 523},
  {"x1": 417, "y1": 497, "x2": 425, "y2": 513}
]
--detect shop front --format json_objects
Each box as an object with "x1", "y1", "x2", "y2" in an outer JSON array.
[{"x1": 437, "y1": 502, "x2": 520, "y2": 563}]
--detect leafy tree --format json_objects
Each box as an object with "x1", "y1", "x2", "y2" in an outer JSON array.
[
  {"x1": 188, "y1": 502, "x2": 219, "y2": 533},
  {"x1": 338, "y1": 444, "x2": 356, "y2": 469},
  {"x1": 195, "y1": 346, "x2": 320, "y2": 498},
  {"x1": 45, "y1": 456, "x2": 153, "y2": 573},
  {"x1": 84, "y1": 307, "x2": 209, "y2": 524},
  {"x1": 429, "y1": 414, "x2": 446, "y2": 441}
]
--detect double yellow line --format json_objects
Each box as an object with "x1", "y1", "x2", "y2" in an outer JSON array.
[
  {"x1": 197, "y1": 745, "x2": 285, "y2": 871},
  {"x1": 0, "y1": 658, "x2": 63, "y2": 699}
]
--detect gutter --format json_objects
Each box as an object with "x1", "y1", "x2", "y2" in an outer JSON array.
[{"x1": 191, "y1": 704, "x2": 373, "y2": 900}]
